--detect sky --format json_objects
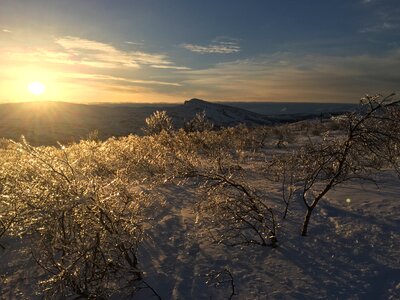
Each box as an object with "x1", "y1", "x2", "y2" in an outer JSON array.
[{"x1": 0, "y1": 0, "x2": 399, "y2": 103}]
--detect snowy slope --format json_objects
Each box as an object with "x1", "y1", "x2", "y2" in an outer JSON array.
[
  {"x1": 135, "y1": 170, "x2": 400, "y2": 299},
  {"x1": 166, "y1": 98, "x2": 275, "y2": 128},
  {"x1": 2, "y1": 169, "x2": 398, "y2": 299},
  {"x1": 166, "y1": 99, "x2": 351, "y2": 127}
]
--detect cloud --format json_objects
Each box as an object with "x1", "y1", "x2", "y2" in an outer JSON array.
[
  {"x1": 1, "y1": 29, "x2": 11, "y2": 33},
  {"x1": 124, "y1": 41, "x2": 144, "y2": 46},
  {"x1": 178, "y1": 51, "x2": 400, "y2": 102},
  {"x1": 55, "y1": 36, "x2": 173, "y2": 68},
  {"x1": 151, "y1": 64, "x2": 191, "y2": 70},
  {"x1": 181, "y1": 38, "x2": 240, "y2": 54},
  {"x1": 4, "y1": 36, "x2": 189, "y2": 71},
  {"x1": 51, "y1": 36, "x2": 189, "y2": 70},
  {"x1": 360, "y1": 22, "x2": 398, "y2": 33},
  {"x1": 5, "y1": 49, "x2": 70, "y2": 65},
  {"x1": 360, "y1": 1, "x2": 400, "y2": 33},
  {"x1": 3, "y1": 32, "x2": 397, "y2": 103},
  {"x1": 0, "y1": 35, "x2": 187, "y2": 101},
  {"x1": 60, "y1": 72, "x2": 181, "y2": 87}
]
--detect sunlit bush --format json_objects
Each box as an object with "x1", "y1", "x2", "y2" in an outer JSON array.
[
  {"x1": 143, "y1": 110, "x2": 173, "y2": 135},
  {"x1": 194, "y1": 172, "x2": 278, "y2": 247},
  {"x1": 184, "y1": 111, "x2": 214, "y2": 133},
  {"x1": 0, "y1": 137, "x2": 165, "y2": 298}
]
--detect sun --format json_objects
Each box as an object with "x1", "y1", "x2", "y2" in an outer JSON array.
[{"x1": 28, "y1": 82, "x2": 46, "y2": 96}]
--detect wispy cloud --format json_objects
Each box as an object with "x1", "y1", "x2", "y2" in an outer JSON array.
[
  {"x1": 360, "y1": 22, "x2": 398, "y2": 33},
  {"x1": 54, "y1": 36, "x2": 190, "y2": 70},
  {"x1": 6, "y1": 49, "x2": 75, "y2": 65},
  {"x1": 124, "y1": 40, "x2": 144, "y2": 46},
  {"x1": 5, "y1": 36, "x2": 190, "y2": 71},
  {"x1": 360, "y1": 1, "x2": 400, "y2": 33},
  {"x1": 0, "y1": 35, "x2": 187, "y2": 101},
  {"x1": 181, "y1": 37, "x2": 240, "y2": 54},
  {"x1": 3, "y1": 31, "x2": 397, "y2": 103},
  {"x1": 1, "y1": 29, "x2": 11, "y2": 33},
  {"x1": 61, "y1": 72, "x2": 182, "y2": 87},
  {"x1": 178, "y1": 51, "x2": 400, "y2": 102},
  {"x1": 55, "y1": 36, "x2": 174, "y2": 68},
  {"x1": 151, "y1": 64, "x2": 191, "y2": 70}
]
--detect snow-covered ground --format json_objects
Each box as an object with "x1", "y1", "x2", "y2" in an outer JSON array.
[{"x1": 133, "y1": 169, "x2": 400, "y2": 299}]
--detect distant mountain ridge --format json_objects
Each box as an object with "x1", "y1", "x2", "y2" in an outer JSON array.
[
  {"x1": 166, "y1": 98, "x2": 274, "y2": 127},
  {"x1": 223, "y1": 101, "x2": 358, "y2": 116},
  {"x1": 0, "y1": 98, "x2": 354, "y2": 145},
  {"x1": 0, "y1": 101, "x2": 153, "y2": 145}
]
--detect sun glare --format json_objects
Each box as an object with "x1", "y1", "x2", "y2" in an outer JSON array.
[{"x1": 28, "y1": 82, "x2": 46, "y2": 96}]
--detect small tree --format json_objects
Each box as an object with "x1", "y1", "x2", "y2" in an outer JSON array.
[
  {"x1": 9, "y1": 140, "x2": 151, "y2": 298},
  {"x1": 290, "y1": 94, "x2": 400, "y2": 236},
  {"x1": 184, "y1": 111, "x2": 214, "y2": 133},
  {"x1": 143, "y1": 110, "x2": 173, "y2": 135},
  {"x1": 194, "y1": 171, "x2": 278, "y2": 247}
]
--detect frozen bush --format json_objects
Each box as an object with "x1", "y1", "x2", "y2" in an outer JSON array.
[
  {"x1": 194, "y1": 172, "x2": 278, "y2": 247},
  {"x1": 143, "y1": 110, "x2": 173, "y2": 135},
  {"x1": 3, "y1": 139, "x2": 156, "y2": 298},
  {"x1": 184, "y1": 111, "x2": 214, "y2": 133}
]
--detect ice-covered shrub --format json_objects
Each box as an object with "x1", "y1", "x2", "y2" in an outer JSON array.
[
  {"x1": 143, "y1": 110, "x2": 173, "y2": 135},
  {"x1": 194, "y1": 172, "x2": 278, "y2": 247},
  {"x1": 184, "y1": 111, "x2": 214, "y2": 133},
  {"x1": 0, "y1": 143, "x2": 26, "y2": 246},
  {"x1": 3, "y1": 138, "x2": 157, "y2": 298}
]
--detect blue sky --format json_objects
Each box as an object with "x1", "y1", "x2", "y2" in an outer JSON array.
[{"x1": 0, "y1": 0, "x2": 399, "y2": 102}]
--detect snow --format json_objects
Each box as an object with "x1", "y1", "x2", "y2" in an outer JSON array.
[
  {"x1": 131, "y1": 170, "x2": 400, "y2": 299},
  {"x1": 166, "y1": 98, "x2": 274, "y2": 128},
  {"x1": 1, "y1": 153, "x2": 399, "y2": 299}
]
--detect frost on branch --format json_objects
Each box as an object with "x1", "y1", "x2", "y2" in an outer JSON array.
[
  {"x1": 143, "y1": 110, "x2": 173, "y2": 135},
  {"x1": 285, "y1": 94, "x2": 400, "y2": 236},
  {"x1": 2, "y1": 138, "x2": 156, "y2": 298},
  {"x1": 194, "y1": 172, "x2": 278, "y2": 247},
  {"x1": 184, "y1": 111, "x2": 214, "y2": 133}
]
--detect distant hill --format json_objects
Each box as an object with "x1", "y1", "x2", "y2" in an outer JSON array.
[
  {"x1": 0, "y1": 101, "x2": 155, "y2": 145},
  {"x1": 0, "y1": 99, "x2": 278, "y2": 145},
  {"x1": 0, "y1": 99, "x2": 354, "y2": 146},
  {"x1": 222, "y1": 101, "x2": 358, "y2": 115},
  {"x1": 165, "y1": 98, "x2": 274, "y2": 128}
]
